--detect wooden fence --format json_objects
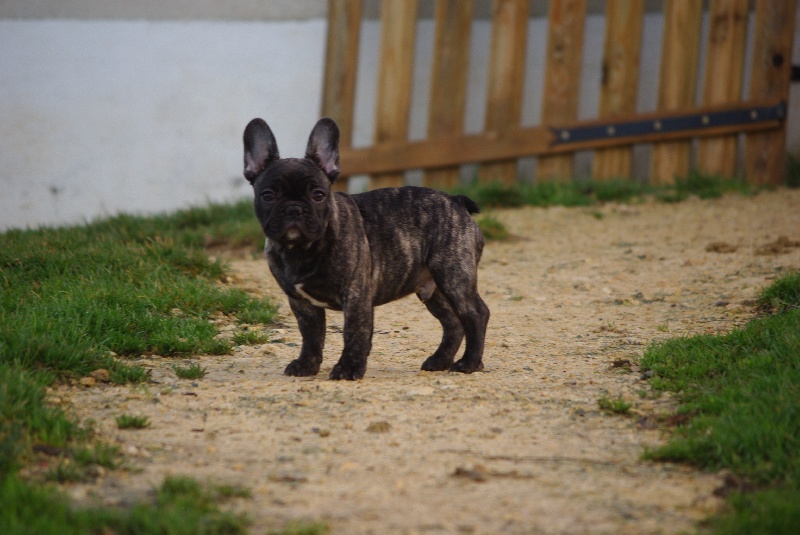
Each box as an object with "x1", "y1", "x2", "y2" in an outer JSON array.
[{"x1": 322, "y1": 0, "x2": 796, "y2": 189}]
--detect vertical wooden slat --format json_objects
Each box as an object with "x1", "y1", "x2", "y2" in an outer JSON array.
[
  {"x1": 479, "y1": 0, "x2": 529, "y2": 184},
  {"x1": 745, "y1": 0, "x2": 797, "y2": 185},
  {"x1": 696, "y1": 0, "x2": 748, "y2": 178},
  {"x1": 536, "y1": 0, "x2": 586, "y2": 183},
  {"x1": 322, "y1": 0, "x2": 363, "y2": 191},
  {"x1": 424, "y1": 0, "x2": 474, "y2": 188},
  {"x1": 650, "y1": 0, "x2": 703, "y2": 185},
  {"x1": 372, "y1": 0, "x2": 419, "y2": 189},
  {"x1": 592, "y1": 0, "x2": 645, "y2": 180}
]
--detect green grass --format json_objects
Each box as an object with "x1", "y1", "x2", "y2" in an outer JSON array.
[
  {"x1": 0, "y1": 364, "x2": 85, "y2": 479},
  {"x1": 597, "y1": 395, "x2": 632, "y2": 415},
  {"x1": 476, "y1": 214, "x2": 510, "y2": 241},
  {"x1": 0, "y1": 203, "x2": 275, "y2": 380},
  {"x1": 46, "y1": 442, "x2": 123, "y2": 483},
  {"x1": 173, "y1": 362, "x2": 207, "y2": 380},
  {"x1": 267, "y1": 522, "x2": 330, "y2": 535},
  {"x1": 232, "y1": 327, "x2": 271, "y2": 346},
  {"x1": 452, "y1": 180, "x2": 592, "y2": 208},
  {"x1": 216, "y1": 483, "x2": 253, "y2": 500},
  {"x1": 1, "y1": 475, "x2": 251, "y2": 535},
  {"x1": 452, "y1": 171, "x2": 756, "y2": 209},
  {"x1": 116, "y1": 414, "x2": 151, "y2": 430},
  {"x1": 640, "y1": 271, "x2": 800, "y2": 533},
  {"x1": 759, "y1": 270, "x2": 800, "y2": 311},
  {"x1": 0, "y1": 199, "x2": 278, "y2": 534}
]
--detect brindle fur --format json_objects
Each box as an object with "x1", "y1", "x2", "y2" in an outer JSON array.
[{"x1": 243, "y1": 117, "x2": 489, "y2": 380}]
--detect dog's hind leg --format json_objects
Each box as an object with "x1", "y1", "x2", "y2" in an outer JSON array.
[
  {"x1": 420, "y1": 290, "x2": 465, "y2": 371},
  {"x1": 447, "y1": 292, "x2": 489, "y2": 373},
  {"x1": 427, "y1": 247, "x2": 489, "y2": 374}
]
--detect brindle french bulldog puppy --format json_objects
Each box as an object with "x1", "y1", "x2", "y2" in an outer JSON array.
[{"x1": 243, "y1": 117, "x2": 489, "y2": 380}]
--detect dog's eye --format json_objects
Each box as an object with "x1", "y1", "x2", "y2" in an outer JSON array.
[
  {"x1": 261, "y1": 190, "x2": 275, "y2": 202},
  {"x1": 311, "y1": 189, "x2": 325, "y2": 203}
]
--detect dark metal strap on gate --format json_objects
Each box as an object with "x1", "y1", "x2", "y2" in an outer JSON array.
[{"x1": 550, "y1": 101, "x2": 787, "y2": 147}]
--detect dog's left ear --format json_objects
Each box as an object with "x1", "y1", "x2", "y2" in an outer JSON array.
[{"x1": 305, "y1": 118, "x2": 340, "y2": 182}]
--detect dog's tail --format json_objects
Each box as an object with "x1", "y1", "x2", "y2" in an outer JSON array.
[{"x1": 452, "y1": 194, "x2": 480, "y2": 215}]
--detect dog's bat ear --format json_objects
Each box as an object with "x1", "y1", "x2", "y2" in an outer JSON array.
[
  {"x1": 305, "y1": 117, "x2": 340, "y2": 182},
  {"x1": 243, "y1": 118, "x2": 279, "y2": 184}
]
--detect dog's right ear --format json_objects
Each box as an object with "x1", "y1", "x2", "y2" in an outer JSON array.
[{"x1": 243, "y1": 118, "x2": 279, "y2": 184}]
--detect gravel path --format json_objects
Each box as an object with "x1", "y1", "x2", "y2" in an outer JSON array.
[{"x1": 58, "y1": 189, "x2": 800, "y2": 534}]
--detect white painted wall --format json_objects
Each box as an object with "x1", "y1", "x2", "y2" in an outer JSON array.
[
  {"x1": 1, "y1": 19, "x2": 326, "y2": 230},
  {"x1": 1, "y1": 12, "x2": 798, "y2": 230}
]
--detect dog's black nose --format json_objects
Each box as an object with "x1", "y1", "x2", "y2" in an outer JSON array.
[{"x1": 284, "y1": 205, "x2": 302, "y2": 218}]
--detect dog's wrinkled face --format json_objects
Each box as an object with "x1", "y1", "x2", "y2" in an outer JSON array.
[
  {"x1": 243, "y1": 118, "x2": 340, "y2": 247},
  {"x1": 252, "y1": 159, "x2": 331, "y2": 246}
]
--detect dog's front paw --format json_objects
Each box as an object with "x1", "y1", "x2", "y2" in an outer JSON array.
[
  {"x1": 329, "y1": 361, "x2": 365, "y2": 381},
  {"x1": 284, "y1": 358, "x2": 321, "y2": 377},
  {"x1": 421, "y1": 354, "x2": 454, "y2": 372},
  {"x1": 449, "y1": 358, "x2": 484, "y2": 374}
]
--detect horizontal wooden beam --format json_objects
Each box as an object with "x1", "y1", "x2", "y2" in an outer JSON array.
[{"x1": 339, "y1": 100, "x2": 785, "y2": 177}]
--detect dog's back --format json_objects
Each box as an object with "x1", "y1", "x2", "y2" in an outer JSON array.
[{"x1": 348, "y1": 186, "x2": 483, "y2": 306}]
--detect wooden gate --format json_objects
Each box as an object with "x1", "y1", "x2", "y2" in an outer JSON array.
[{"x1": 321, "y1": 0, "x2": 796, "y2": 189}]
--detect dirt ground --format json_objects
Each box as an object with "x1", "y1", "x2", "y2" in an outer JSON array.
[{"x1": 55, "y1": 189, "x2": 800, "y2": 534}]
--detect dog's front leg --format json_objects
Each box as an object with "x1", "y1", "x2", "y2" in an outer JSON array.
[
  {"x1": 329, "y1": 298, "x2": 373, "y2": 380},
  {"x1": 284, "y1": 297, "x2": 326, "y2": 376}
]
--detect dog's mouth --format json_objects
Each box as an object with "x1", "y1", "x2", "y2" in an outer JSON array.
[
  {"x1": 263, "y1": 212, "x2": 324, "y2": 246},
  {"x1": 284, "y1": 227, "x2": 302, "y2": 240},
  {"x1": 271, "y1": 220, "x2": 313, "y2": 245}
]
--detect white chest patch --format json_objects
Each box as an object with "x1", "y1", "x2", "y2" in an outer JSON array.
[{"x1": 294, "y1": 283, "x2": 331, "y2": 309}]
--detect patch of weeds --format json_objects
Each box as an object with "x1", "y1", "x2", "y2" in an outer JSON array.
[
  {"x1": 115, "y1": 414, "x2": 151, "y2": 430},
  {"x1": 47, "y1": 460, "x2": 86, "y2": 484},
  {"x1": 127, "y1": 476, "x2": 251, "y2": 534},
  {"x1": 172, "y1": 363, "x2": 207, "y2": 380},
  {"x1": 215, "y1": 484, "x2": 252, "y2": 500},
  {"x1": 232, "y1": 328, "x2": 271, "y2": 346},
  {"x1": 476, "y1": 215, "x2": 509, "y2": 241},
  {"x1": 521, "y1": 181, "x2": 592, "y2": 207},
  {"x1": 597, "y1": 395, "x2": 632, "y2": 415},
  {"x1": 451, "y1": 172, "x2": 760, "y2": 211},
  {"x1": 707, "y1": 485, "x2": 800, "y2": 535},
  {"x1": 640, "y1": 271, "x2": 800, "y2": 532},
  {"x1": 0, "y1": 365, "x2": 82, "y2": 479},
  {"x1": 587, "y1": 179, "x2": 648, "y2": 203},
  {"x1": 1, "y1": 474, "x2": 252, "y2": 535},
  {"x1": 758, "y1": 270, "x2": 800, "y2": 311},
  {"x1": 71, "y1": 442, "x2": 121, "y2": 469},
  {"x1": 656, "y1": 322, "x2": 669, "y2": 332},
  {"x1": 108, "y1": 360, "x2": 151, "y2": 384},
  {"x1": 453, "y1": 181, "x2": 591, "y2": 208},
  {"x1": 456, "y1": 181, "x2": 526, "y2": 207},
  {"x1": 47, "y1": 443, "x2": 122, "y2": 483},
  {"x1": 667, "y1": 170, "x2": 754, "y2": 201}
]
